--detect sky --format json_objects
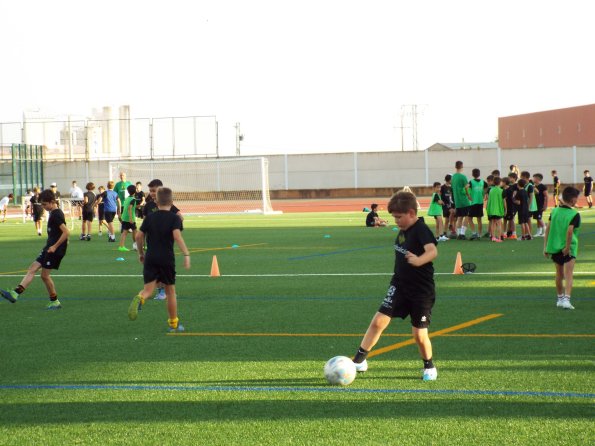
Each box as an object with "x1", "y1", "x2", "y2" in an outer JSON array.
[{"x1": 1, "y1": 0, "x2": 594, "y2": 156}]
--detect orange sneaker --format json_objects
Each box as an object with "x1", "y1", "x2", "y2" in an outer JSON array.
[{"x1": 509, "y1": 234, "x2": 517, "y2": 240}]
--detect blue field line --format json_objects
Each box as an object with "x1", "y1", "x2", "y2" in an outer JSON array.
[
  {"x1": 0, "y1": 383, "x2": 593, "y2": 399},
  {"x1": 4, "y1": 294, "x2": 593, "y2": 303},
  {"x1": 288, "y1": 245, "x2": 386, "y2": 260}
]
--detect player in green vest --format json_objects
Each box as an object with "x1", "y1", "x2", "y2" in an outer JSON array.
[
  {"x1": 486, "y1": 176, "x2": 506, "y2": 242},
  {"x1": 428, "y1": 182, "x2": 448, "y2": 241},
  {"x1": 118, "y1": 185, "x2": 138, "y2": 252},
  {"x1": 451, "y1": 161, "x2": 474, "y2": 240},
  {"x1": 544, "y1": 187, "x2": 581, "y2": 310},
  {"x1": 468, "y1": 168, "x2": 486, "y2": 240}
]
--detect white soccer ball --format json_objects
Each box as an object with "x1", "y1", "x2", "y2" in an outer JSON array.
[{"x1": 324, "y1": 356, "x2": 357, "y2": 386}]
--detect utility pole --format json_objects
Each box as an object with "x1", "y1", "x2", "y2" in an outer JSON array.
[
  {"x1": 234, "y1": 122, "x2": 243, "y2": 156},
  {"x1": 400, "y1": 104, "x2": 426, "y2": 151}
]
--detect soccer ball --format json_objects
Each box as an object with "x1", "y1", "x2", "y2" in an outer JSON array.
[{"x1": 324, "y1": 356, "x2": 357, "y2": 386}]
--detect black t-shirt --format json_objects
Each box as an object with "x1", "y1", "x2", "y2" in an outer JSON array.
[
  {"x1": 46, "y1": 208, "x2": 67, "y2": 255},
  {"x1": 135, "y1": 191, "x2": 145, "y2": 205},
  {"x1": 506, "y1": 184, "x2": 518, "y2": 210},
  {"x1": 553, "y1": 176, "x2": 560, "y2": 189},
  {"x1": 140, "y1": 210, "x2": 183, "y2": 265},
  {"x1": 535, "y1": 183, "x2": 547, "y2": 209},
  {"x1": 585, "y1": 176, "x2": 593, "y2": 191},
  {"x1": 83, "y1": 191, "x2": 96, "y2": 212},
  {"x1": 392, "y1": 217, "x2": 436, "y2": 299},
  {"x1": 30, "y1": 194, "x2": 43, "y2": 215},
  {"x1": 515, "y1": 188, "x2": 529, "y2": 215},
  {"x1": 366, "y1": 211, "x2": 377, "y2": 227},
  {"x1": 440, "y1": 184, "x2": 453, "y2": 207},
  {"x1": 143, "y1": 200, "x2": 182, "y2": 230}
]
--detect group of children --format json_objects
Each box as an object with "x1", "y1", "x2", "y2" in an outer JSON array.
[
  {"x1": 2, "y1": 177, "x2": 189, "y2": 333},
  {"x1": 427, "y1": 164, "x2": 592, "y2": 243},
  {"x1": 1, "y1": 164, "x2": 588, "y2": 382}
]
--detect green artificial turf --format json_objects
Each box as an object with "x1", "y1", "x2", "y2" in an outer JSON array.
[{"x1": 0, "y1": 211, "x2": 593, "y2": 445}]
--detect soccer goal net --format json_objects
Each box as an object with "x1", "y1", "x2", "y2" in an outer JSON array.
[{"x1": 108, "y1": 157, "x2": 280, "y2": 215}]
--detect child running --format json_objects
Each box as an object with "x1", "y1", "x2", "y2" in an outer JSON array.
[
  {"x1": 352, "y1": 190, "x2": 439, "y2": 381},
  {"x1": 80, "y1": 182, "x2": 96, "y2": 241},
  {"x1": 118, "y1": 185, "x2": 138, "y2": 252},
  {"x1": 1, "y1": 189, "x2": 69, "y2": 309},
  {"x1": 128, "y1": 187, "x2": 191, "y2": 332},
  {"x1": 544, "y1": 187, "x2": 581, "y2": 310}
]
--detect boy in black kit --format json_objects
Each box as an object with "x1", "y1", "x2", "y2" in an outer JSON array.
[
  {"x1": 1, "y1": 189, "x2": 69, "y2": 309},
  {"x1": 440, "y1": 174, "x2": 456, "y2": 237},
  {"x1": 143, "y1": 179, "x2": 185, "y2": 300},
  {"x1": 532, "y1": 173, "x2": 548, "y2": 237},
  {"x1": 128, "y1": 187, "x2": 191, "y2": 332},
  {"x1": 352, "y1": 190, "x2": 439, "y2": 381},
  {"x1": 514, "y1": 178, "x2": 531, "y2": 240}
]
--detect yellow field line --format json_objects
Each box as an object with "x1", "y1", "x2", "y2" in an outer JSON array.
[
  {"x1": 0, "y1": 269, "x2": 28, "y2": 275},
  {"x1": 187, "y1": 243, "x2": 268, "y2": 254},
  {"x1": 367, "y1": 313, "x2": 504, "y2": 359}
]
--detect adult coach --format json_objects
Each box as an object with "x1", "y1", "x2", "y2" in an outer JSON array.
[
  {"x1": 114, "y1": 172, "x2": 132, "y2": 212},
  {"x1": 451, "y1": 161, "x2": 474, "y2": 240}
]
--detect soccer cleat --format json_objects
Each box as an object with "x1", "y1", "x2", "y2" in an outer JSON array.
[
  {"x1": 560, "y1": 297, "x2": 575, "y2": 310},
  {"x1": 354, "y1": 359, "x2": 368, "y2": 372},
  {"x1": 556, "y1": 297, "x2": 564, "y2": 308},
  {"x1": 470, "y1": 233, "x2": 480, "y2": 241},
  {"x1": 456, "y1": 235, "x2": 466, "y2": 240},
  {"x1": 128, "y1": 295, "x2": 143, "y2": 320},
  {"x1": 108, "y1": 237, "x2": 116, "y2": 243},
  {"x1": 422, "y1": 367, "x2": 438, "y2": 381},
  {"x1": 509, "y1": 234, "x2": 518, "y2": 240},
  {"x1": 46, "y1": 300, "x2": 62, "y2": 310},
  {"x1": 154, "y1": 288, "x2": 166, "y2": 300},
  {"x1": 0, "y1": 288, "x2": 18, "y2": 303},
  {"x1": 167, "y1": 323, "x2": 185, "y2": 333},
  {"x1": 438, "y1": 235, "x2": 449, "y2": 242},
  {"x1": 132, "y1": 242, "x2": 138, "y2": 251},
  {"x1": 118, "y1": 246, "x2": 130, "y2": 252},
  {"x1": 79, "y1": 234, "x2": 86, "y2": 241},
  {"x1": 86, "y1": 235, "x2": 91, "y2": 241}
]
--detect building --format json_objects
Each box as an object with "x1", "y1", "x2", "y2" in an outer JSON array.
[{"x1": 498, "y1": 103, "x2": 595, "y2": 149}]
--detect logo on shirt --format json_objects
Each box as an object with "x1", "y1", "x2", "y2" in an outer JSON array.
[{"x1": 420, "y1": 316, "x2": 427, "y2": 322}]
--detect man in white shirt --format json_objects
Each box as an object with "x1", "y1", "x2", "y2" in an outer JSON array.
[
  {"x1": 69, "y1": 181, "x2": 84, "y2": 219},
  {"x1": 0, "y1": 193, "x2": 14, "y2": 223}
]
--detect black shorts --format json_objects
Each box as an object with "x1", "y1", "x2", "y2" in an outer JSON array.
[
  {"x1": 517, "y1": 212, "x2": 529, "y2": 224},
  {"x1": 35, "y1": 246, "x2": 67, "y2": 270},
  {"x1": 143, "y1": 259, "x2": 176, "y2": 285},
  {"x1": 584, "y1": 187, "x2": 592, "y2": 197},
  {"x1": 82, "y1": 210, "x2": 95, "y2": 222},
  {"x1": 442, "y1": 206, "x2": 452, "y2": 218},
  {"x1": 504, "y1": 210, "x2": 517, "y2": 221},
  {"x1": 551, "y1": 252, "x2": 576, "y2": 265},
  {"x1": 487, "y1": 215, "x2": 502, "y2": 221},
  {"x1": 33, "y1": 211, "x2": 44, "y2": 222},
  {"x1": 469, "y1": 204, "x2": 484, "y2": 218},
  {"x1": 377, "y1": 284, "x2": 435, "y2": 329},
  {"x1": 122, "y1": 221, "x2": 137, "y2": 232},
  {"x1": 98, "y1": 206, "x2": 105, "y2": 220},
  {"x1": 135, "y1": 207, "x2": 144, "y2": 219},
  {"x1": 104, "y1": 211, "x2": 116, "y2": 223},
  {"x1": 532, "y1": 211, "x2": 543, "y2": 221},
  {"x1": 455, "y1": 206, "x2": 470, "y2": 217}
]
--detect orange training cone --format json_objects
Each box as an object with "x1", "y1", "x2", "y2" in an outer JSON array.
[
  {"x1": 210, "y1": 255, "x2": 221, "y2": 277},
  {"x1": 453, "y1": 251, "x2": 463, "y2": 275}
]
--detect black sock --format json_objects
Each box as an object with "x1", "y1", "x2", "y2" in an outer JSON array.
[
  {"x1": 49, "y1": 294, "x2": 58, "y2": 302},
  {"x1": 423, "y1": 358, "x2": 434, "y2": 369},
  {"x1": 15, "y1": 285, "x2": 25, "y2": 295},
  {"x1": 353, "y1": 347, "x2": 369, "y2": 364}
]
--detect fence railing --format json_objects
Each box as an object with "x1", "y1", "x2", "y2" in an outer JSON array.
[{"x1": 0, "y1": 116, "x2": 219, "y2": 161}]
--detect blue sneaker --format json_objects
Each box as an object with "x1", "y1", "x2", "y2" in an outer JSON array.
[
  {"x1": 46, "y1": 300, "x2": 62, "y2": 310},
  {"x1": 0, "y1": 288, "x2": 18, "y2": 303},
  {"x1": 167, "y1": 323, "x2": 185, "y2": 333},
  {"x1": 422, "y1": 367, "x2": 437, "y2": 381},
  {"x1": 154, "y1": 288, "x2": 166, "y2": 300}
]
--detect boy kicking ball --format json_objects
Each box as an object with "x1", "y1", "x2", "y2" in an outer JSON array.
[
  {"x1": 352, "y1": 190, "x2": 439, "y2": 381},
  {"x1": 127, "y1": 187, "x2": 191, "y2": 332},
  {"x1": 1, "y1": 189, "x2": 69, "y2": 309}
]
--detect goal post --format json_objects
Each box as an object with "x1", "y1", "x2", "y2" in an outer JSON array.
[{"x1": 108, "y1": 157, "x2": 281, "y2": 215}]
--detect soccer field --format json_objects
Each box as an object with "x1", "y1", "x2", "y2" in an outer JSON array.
[{"x1": 0, "y1": 211, "x2": 593, "y2": 445}]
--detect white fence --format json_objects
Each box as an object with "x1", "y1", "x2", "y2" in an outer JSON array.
[{"x1": 7, "y1": 146, "x2": 594, "y2": 195}]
